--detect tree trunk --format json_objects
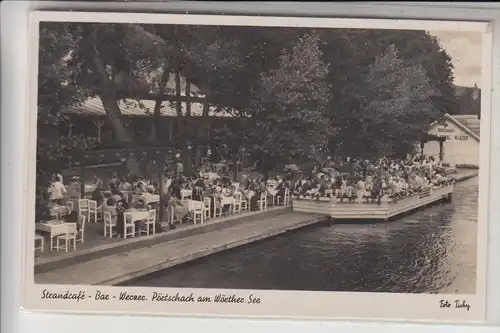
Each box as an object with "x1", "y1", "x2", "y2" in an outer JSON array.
[
  {"x1": 198, "y1": 100, "x2": 211, "y2": 145},
  {"x1": 175, "y1": 69, "x2": 183, "y2": 117},
  {"x1": 232, "y1": 153, "x2": 238, "y2": 181},
  {"x1": 92, "y1": 44, "x2": 131, "y2": 143},
  {"x1": 175, "y1": 68, "x2": 192, "y2": 176},
  {"x1": 186, "y1": 80, "x2": 191, "y2": 117},
  {"x1": 98, "y1": 95, "x2": 131, "y2": 143},
  {"x1": 158, "y1": 155, "x2": 165, "y2": 223},
  {"x1": 151, "y1": 64, "x2": 171, "y2": 141}
]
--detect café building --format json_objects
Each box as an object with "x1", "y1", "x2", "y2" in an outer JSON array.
[{"x1": 423, "y1": 114, "x2": 480, "y2": 168}]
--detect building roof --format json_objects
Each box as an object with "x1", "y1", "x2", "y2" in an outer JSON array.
[
  {"x1": 455, "y1": 84, "x2": 479, "y2": 97},
  {"x1": 429, "y1": 113, "x2": 480, "y2": 142},
  {"x1": 455, "y1": 85, "x2": 469, "y2": 96},
  {"x1": 141, "y1": 70, "x2": 203, "y2": 97},
  {"x1": 61, "y1": 97, "x2": 236, "y2": 118},
  {"x1": 450, "y1": 114, "x2": 481, "y2": 137}
]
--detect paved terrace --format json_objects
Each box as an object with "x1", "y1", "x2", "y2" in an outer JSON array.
[
  {"x1": 35, "y1": 206, "x2": 288, "y2": 273},
  {"x1": 35, "y1": 209, "x2": 326, "y2": 285}
]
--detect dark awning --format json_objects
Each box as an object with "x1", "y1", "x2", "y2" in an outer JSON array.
[{"x1": 419, "y1": 133, "x2": 446, "y2": 142}]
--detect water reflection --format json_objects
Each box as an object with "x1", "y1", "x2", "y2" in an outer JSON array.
[{"x1": 125, "y1": 177, "x2": 478, "y2": 294}]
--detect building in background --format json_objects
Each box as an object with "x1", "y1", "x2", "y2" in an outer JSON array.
[{"x1": 423, "y1": 113, "x2": 480, "y2": 168}]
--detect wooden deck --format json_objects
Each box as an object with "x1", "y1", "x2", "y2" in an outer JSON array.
[
  {"x1": 34, "y1": 211, "x2": 325, "y2": 286},
  {"x1": 292, "y1": 185, "x2": 454, "y2": 220}
]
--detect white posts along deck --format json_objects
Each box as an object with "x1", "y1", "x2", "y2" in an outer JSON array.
[{"x1": 292, "y1": 185, "x2": 454, "y2": 220}]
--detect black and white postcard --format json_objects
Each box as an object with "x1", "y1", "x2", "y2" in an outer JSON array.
[{"x1": 23, "y1": 12, "x2": 493, "y2": 323}]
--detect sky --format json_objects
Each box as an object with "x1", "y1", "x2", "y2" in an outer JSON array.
[{"x1": 429, "y1": 30, "x2": 483, "y2": 88}]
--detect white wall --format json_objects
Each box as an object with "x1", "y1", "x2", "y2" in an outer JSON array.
[{"x1": 423, "y1": 120, "x2": 480, "y2": 166}]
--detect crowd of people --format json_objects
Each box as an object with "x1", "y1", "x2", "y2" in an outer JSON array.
[
  {"x1": 291, "y1": 155, "x2": 456, "y2": 203},
  {"x1": 45, "y1": 153, "x2": 456, "y2": 237}
]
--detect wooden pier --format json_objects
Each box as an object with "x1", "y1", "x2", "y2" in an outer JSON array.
[
  {"x1": 34, "y1": 209, "x2": 325, "y2": 286},
  {"x1": 292, "y1": 185, "x2": 454, "y2": 220}
]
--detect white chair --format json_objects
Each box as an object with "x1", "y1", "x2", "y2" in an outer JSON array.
[
  {"x1": 233, "y1": 196, "x2": 242, "y2": 214},
  {"x1": 58, "y1": 206, "x2": 67, "y2": 219},
  {"x1": 140, "y1": 210, "x2": 156, "y2": 236},
  {"x1": 240, "y1": 194, "x2": 250, "y2": 211},
  {"x1": 34, "y1": 233, "x2": 44, "y2": 252},
  {"x1": 258, "y1": 192, "x2": 268, "y2": 211},
  {"x1": 78, "y1": 199, "x2": 89, "y2": 220},
  {"x1": 192, "y1": 200, "x2": 204, "y2": 224},
  {"x1": 64, "y1": 201, "x2": 74, "y2": 216},
  {"x1": 123, "y1": 212, "x2": 136, "y2": 239},
  {"x1": 76, "y1": 215, "x2": 86, "y2": 244},
  {"x1": 106, "y1": 205, "x2": 117, "y2": 216},
  {"x1": 269, "y1": 191, "x2": 278, "y2": 206},
  {"x1": 96, "y1": 203, "x2": 105, "y2": 221},
  {"x1": 213, "y1": 198, "x2": 223, "y2": 219},
  {"x1": 56, "y1": 223, "x2": 77, "y2": 252},
  {"x1": 88, "y1": 200, "x2": 98, "y2": 223},
  {"x1": 284, "y1": 188, "x2": 291, "y2": 206},
  {"x1": 103, "y1": 212, "x2": 117, "y2": 238},
  {"x1": 168, "y1": 205, "x2": 180, "y2": 224},
  {"x1": 203, "y1": 197, "x2": 212, "y2": 220},
  {"x1": 277, "y1": 188, "x2": 291, "y2": 206}
]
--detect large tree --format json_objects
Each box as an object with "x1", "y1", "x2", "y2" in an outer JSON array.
[
  {"x1": 36, "y1": 23, "x2": 458, "y2": 182},
  {"x1": 245, "y1": 33, "x2": 333, "y2": 172},
  {"x1": 337, "y1": 44, "x2": 437, "y2": 158},
  {"x1": 59, "y1": 22, "x2": 168, "y2": 142},
  {"x1": 316, "y1": 29, "x2": 456, "y2": 157},
  {"x1": 36, "y1": 23, "x2": 97, "y2": 221}
]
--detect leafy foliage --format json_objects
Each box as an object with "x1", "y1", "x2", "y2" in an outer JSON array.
[
  {"x1": 336, "y1": 45, "x2": 438, "y2": 158},
  {"x1": 249, "y1": 34, "x2": 334, "y2": 164},
  {"x1": 36, "y1": 23, "x2": 460, "y2": 213},
  {"x1": 36, "y1": 24, "x2": 99, "y2": 221}
]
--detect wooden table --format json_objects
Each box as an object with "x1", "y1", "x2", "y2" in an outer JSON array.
[
  {"x1": 185, "y1": 199, "x2": 204, "y2": 211},
  {"x1": 220, "y1": 196, "x2": 235, "y2": 214},
  {"x1": 105, "y1": 205, "x2": 117, "y2": 216},
  {"x1": 181, "y1": 189, "x2": 192, "y2": 199},
  {"x1": 244, "y1": 191, "x2": 256, "y2": 200},
  {"x1": 36, "y1": 220, "x2": 69, "y2": 251},
  {"x1": 267, "y1": 188, "x2": 279, "y2": 205},
  {"x1": 84, "y1": 184, "x2": 97, "y2": 194},
  {"x1": 49, "y1": 205, "x2": 67, "y2": 218},
  {"x1": 145, "y1": 193, "x2": 160, "y2": 204},
  {"x1": 125, "y1": 209, "x2": 150, "y2": 223}
]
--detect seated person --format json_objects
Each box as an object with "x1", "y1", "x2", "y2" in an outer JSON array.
[
  {"x1": 106, "y1": 189, "x2": 123, "y2": 206},
  {"x1": 192, "y1": 179, "x2": 206, "y2": 201},
  {"x1": 63, "y1": 206, "x2": 84, "y2": 233},
  {"x1": 91, "y1": 187, "x2": 104, "y2": 207},
  {"x1": 134, "y1": 197, "x2": 148, "y2": 210},
  {"x1": 109, "y1": 172, "x2": 121, "y2": 189},
  {"x1": 222, "y1": 186, "x2": 232, "y2": 197},
  {"x1": 136, "y1": 180, "x2": 148, "y2": 194},
  {"x1": 231, "y1": 185, "x2": 240, "y2": 197},
  {"x1": 121, "y1": 179, "x2": 133, "y2": 191}
]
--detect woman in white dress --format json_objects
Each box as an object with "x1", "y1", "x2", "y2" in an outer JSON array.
[{"x1": 48, "y1": 175, "x2": 67, "y2": 205}]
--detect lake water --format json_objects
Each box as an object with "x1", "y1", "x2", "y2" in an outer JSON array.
[{"x1": 126, "y1": 177, "x2": 478, "y2": 294}]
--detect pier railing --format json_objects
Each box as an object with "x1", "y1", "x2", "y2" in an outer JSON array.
[
  {"x1": 292, "y1": 184, "x2": 454, "y2": 219},
  {"x1": 418, "y1": 187, "x2": 432, "y2": 199}
]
